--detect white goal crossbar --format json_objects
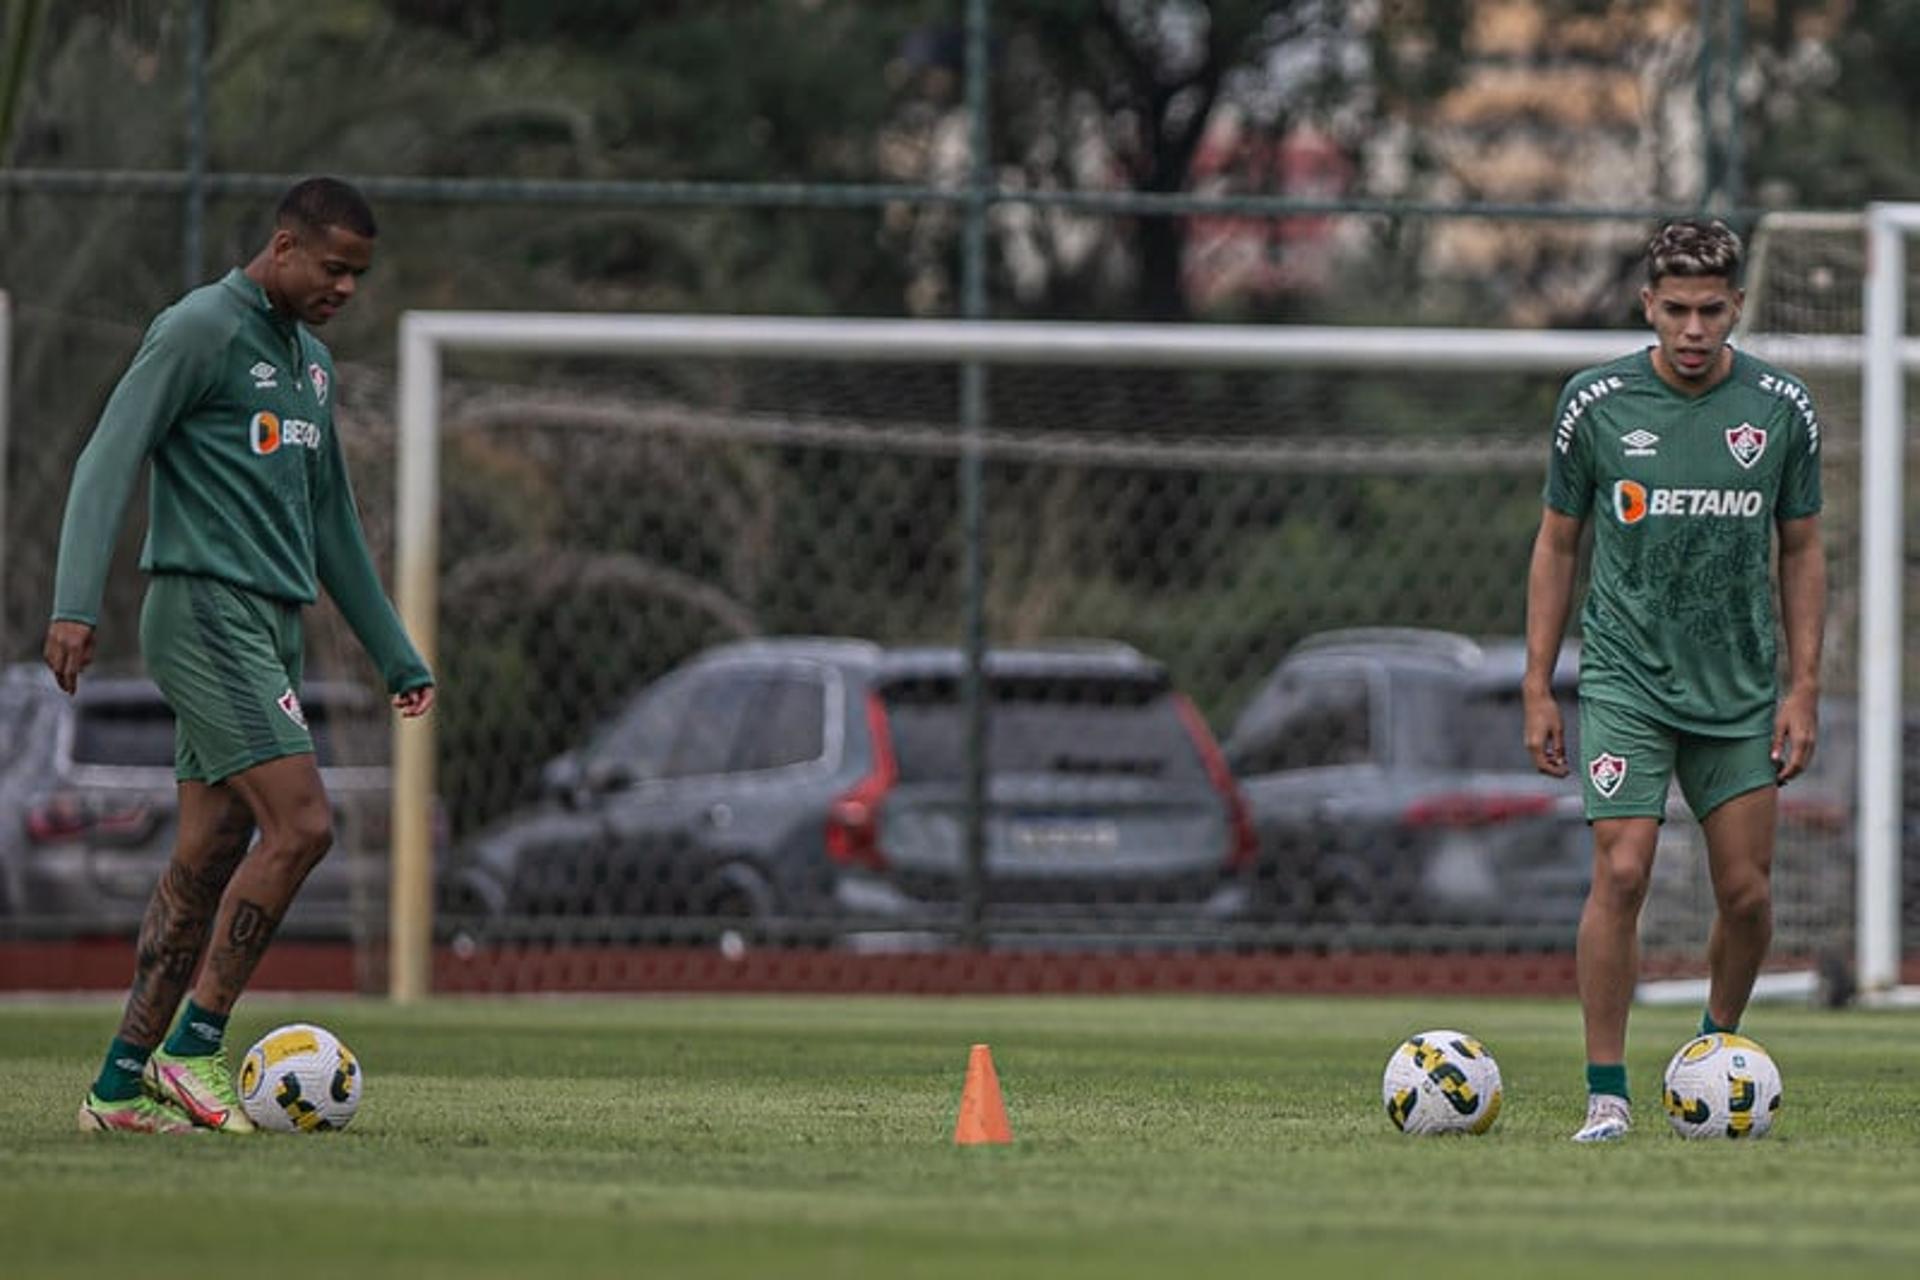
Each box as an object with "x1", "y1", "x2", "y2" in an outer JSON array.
[{"x1": 391, "y1": 312, "x2": 1919, "y2": 1002}]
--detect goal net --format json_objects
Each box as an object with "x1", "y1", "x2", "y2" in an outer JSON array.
[{"x1": 375, "y1": 296, "x2": 1900, "y2": 1001}]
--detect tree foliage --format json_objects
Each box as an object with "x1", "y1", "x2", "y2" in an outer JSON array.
[
  {"x1": 0, "y1": 1, "x2": 1911, "y2": 831},
  {"x1": 1742, "y1": 0, "x2": 1920, "y2": 206}
]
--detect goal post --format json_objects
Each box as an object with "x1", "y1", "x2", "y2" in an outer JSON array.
[
  {"x1": 1751, "y1": 203, "x2": 1920, "y2": 999},
  {"x1": 1858, "y1": 203, "x2": 1920, "y2": 996},
  {"x1": 388, "y1": 309, "x2": 1909, "y2": 1002}
]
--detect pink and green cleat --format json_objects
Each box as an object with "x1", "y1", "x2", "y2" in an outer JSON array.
[
  {"x1": 144, "y1": 1047, "x2": 256, "y2": 1133},
  {"x1": 77, "y1": 1091, "x2": 199, "y2": 1134}
]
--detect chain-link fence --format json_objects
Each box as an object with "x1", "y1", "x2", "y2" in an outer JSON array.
[
  {"x1": 1, "y1": 262, "x2": 1907, "y2": 998},
  {"x1": 277, "y1": 306, "x2": 1860, "y2": 995},
  {"x1": 0, "y1": 3, "x2": 1908, "y2": 994}
]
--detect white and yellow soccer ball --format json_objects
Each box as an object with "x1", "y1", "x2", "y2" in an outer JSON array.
[
  {"x1": 1662, "y1": 1032, "x2": 1782, "y2": 1140},
  {"x1": 239, "y1": 1022, "x2": 364, "y2": 1133},
  {"x1": 1382, "y1": 1029, "x2": 1503, "y2": 1135}
]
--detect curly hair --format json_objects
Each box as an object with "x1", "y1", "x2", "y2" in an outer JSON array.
[{"x1": 1646, "y1": 219, "x2": 1742, "y2": 285}]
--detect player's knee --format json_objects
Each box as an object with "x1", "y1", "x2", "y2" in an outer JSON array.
[
  {"x1": 259, "y1": 809, "x2": 334, "y2": 878},
  {"x1": 1715, "y1": 872, "x2": 1771, "y2": 925},
  {"x1": 1591, "y1": 851, "x2": 1652, "y2": 908},
  {"x1": 292, "y1": 810, "x2": 335, "y2": 869}
]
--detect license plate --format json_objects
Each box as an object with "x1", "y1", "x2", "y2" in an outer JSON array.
[{"x1": 1008, "y1": 819, "x2": 1120, "y2": 856}]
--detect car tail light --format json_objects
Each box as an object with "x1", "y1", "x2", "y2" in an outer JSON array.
[
  {"x1": 25, "y1": 792, "x2": 158, "y2": 845},
  {"x1": 825, "y1": 692, "x2": 897, "y2": 871},
  {"x1": 1174, "y1": 694, "x2": 1257, "y2": 871},
  {"x1": 1402, "y1": 793, "x2": 1560, "y2": 828}
]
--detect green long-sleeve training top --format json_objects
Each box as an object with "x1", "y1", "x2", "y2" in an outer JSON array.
[{"x1": 51, "y1": 268, "x2": 431, "y2": 695}]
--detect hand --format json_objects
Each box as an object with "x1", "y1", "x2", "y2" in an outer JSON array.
[
  {"x1": 43, "y1": 620, "x2": 96, "y2": 695},
  {"x1": 1772, "y1": 688, "x2": 1818, "y2": 784},
  {"x1": 1524, "y1": 685, "x2": 1570, "y2": 779},
  {"x1": 392, "y1": 684, "x2": 436, "y2": 719}
]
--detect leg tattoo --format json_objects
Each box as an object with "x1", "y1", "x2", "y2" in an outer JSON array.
[
  {"x1": 117, "y1": 840, "x2": 250, "y2": 1045},
  {"x1": 203, "y1": 898, "x2": 285, "y2": 1010}
]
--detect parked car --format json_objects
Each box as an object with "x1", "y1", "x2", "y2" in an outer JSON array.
[
  {"x1": 1224, "y1": 628, "x2": 1587, "y2": 934},
  {"x1": 1228, "y1": 627, "x2": 1875, "y2": 950},
  {"x1": 439, "y1": 637, "x2": 1255, "y2": 946},
  {"x1": 0, "y1": 663, "x2": 401, "y2": 937}
]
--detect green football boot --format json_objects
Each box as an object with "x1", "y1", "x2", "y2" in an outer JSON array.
[
  {"x1": 144, "y1": 1047, "x2": 256, "y2": 1133},
  {"x1": 77, "y1": 1091, "x2": 199, "y2": 1134}
]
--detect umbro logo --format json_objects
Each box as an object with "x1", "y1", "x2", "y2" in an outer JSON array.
[
  {"x1": 1621, "y1": 429, "x2": 1659, "y2": 457},
  {"x1": 250, "y1": 361, "x2": 278, "y2": 389}
]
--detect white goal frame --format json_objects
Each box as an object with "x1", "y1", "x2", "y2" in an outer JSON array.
[
  {"x1": 1859, "y1": 203, "x2": 1920, "y2": 998},
  {"x1": 390, "y1": 310, "x2": 1916, "y2": 1002}
]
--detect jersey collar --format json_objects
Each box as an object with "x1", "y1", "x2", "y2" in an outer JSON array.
[
  {"x1": 1641, "y1": 343, "x2": 1745, "y2": 402},
  {"x1": 221, "y1": 268, "x2": 301, "y2": 335}
]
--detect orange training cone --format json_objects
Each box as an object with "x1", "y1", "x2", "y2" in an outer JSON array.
[{"x1": 953, "y1": 1043, "x2": 1013, "y2": 1145}]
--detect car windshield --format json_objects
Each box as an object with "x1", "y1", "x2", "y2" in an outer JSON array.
[
  {"x1": 72, "y1": 699, "x2": 178, "y2": 767},
  {"x1": 1451, "y1": 687, "x2": 1580, "y2": 771},
  {"x1": 1235, "y1": 675, "x2": 1373, "y2": 772},
  {"x1": 879, "y1": 674, "x2": 1209, "y2": 785}
]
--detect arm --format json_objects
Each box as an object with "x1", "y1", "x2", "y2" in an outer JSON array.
[
  {"x1": 45, "y1": 312, "x2": 220, "y2": 692},
  {"x1": 1523, "y1": 507, "x2": 1584, "y2": 778},
  {"x1": 313, "y1": 428, "x2": 434, "y2": 713},
  {"x1": 1773, "y1": 513, "x2": 1825, "y2": 782}
]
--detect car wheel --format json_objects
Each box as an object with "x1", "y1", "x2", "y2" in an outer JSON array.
[
  {"x1": 702, "y1": 863, "x2": 779, "y2": 951},
  {"x1": 436, "y1": 873, "x2": 505, "y2": 951},
  {"x1": 1252, "y1": 876, "x2": 1314, "y2": 927},
  {"x1": 1310, "y1": 870, "x2": 1377, "y2": 926}
]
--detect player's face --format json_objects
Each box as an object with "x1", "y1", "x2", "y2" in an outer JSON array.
[
  {"x1": 269, "y1": 224, "x2": 374, "y2": 327},
  {"x1": 1641, "y1": 274, "x2": 1742, "y2": 389}
]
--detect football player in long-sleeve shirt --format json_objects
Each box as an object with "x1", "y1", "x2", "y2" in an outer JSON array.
[{"x1": 49, "y1": 177, "x2": 434, "y2": 1133}]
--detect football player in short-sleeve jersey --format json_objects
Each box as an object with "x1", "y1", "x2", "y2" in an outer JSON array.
[{"x1": 1522, "y1": 220, "x2": 1825, "y2": 1143}]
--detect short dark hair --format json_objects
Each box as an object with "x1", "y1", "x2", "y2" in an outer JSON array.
[
  {"x1": 276, "y1": 177, "x2": 377, "y2": 240},
  {"x1": 1647, "y1": 219, "x2": 1741, "y2": 285}
]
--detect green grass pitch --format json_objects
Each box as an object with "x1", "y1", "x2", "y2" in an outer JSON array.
[{"x1": 5, "y1": 994, "x2": 1920, "y2": 1278}]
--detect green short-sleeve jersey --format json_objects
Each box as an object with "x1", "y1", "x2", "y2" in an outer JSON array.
[
  {"x1": 51, "y1": 269, "x2": 430, "y2": 695},
  {"x1": 1543, "y1": 347, "x2": 1822, "y2": 735}
]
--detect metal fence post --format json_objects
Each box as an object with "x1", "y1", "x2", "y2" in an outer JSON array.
[
  {"x1": 959, "y1": 0, "x2": 992, "y2": 949},
  {"x1": 183, "y1": 0, "x2": 208, "y2": 292}
]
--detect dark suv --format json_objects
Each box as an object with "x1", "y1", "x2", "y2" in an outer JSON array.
[
  {"x1": 0, "y1": 663, "x2": 400, "y2": 937},
  {"x1": 1224, "y1": 628, "x2": 1587, "y2": 935},
  {"x1": 440, "y1": 637, "x2": 1254, "y2": 946}
]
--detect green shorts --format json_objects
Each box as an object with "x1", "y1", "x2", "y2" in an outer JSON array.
[
  {"x1": 1578, "y1": 697, "x2": 1778, "y2": 823},
  {"x1": 140, "y1": 574, "x2": 312, "y2": 784}
]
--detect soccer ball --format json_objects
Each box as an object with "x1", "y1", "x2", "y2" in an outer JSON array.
[
  {"x1": 1662, "y1": 1032, "x2": 1782, "y2": 1139},
  {"x1": 239, "y1": 1022, "x2": 363, "y2": 1133},
  {"x1": 1382, "y1": 1029, "x2": 1503, "y2": 1135}
]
